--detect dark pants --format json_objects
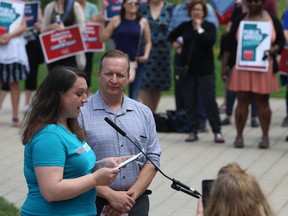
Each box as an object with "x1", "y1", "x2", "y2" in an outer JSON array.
[
  {"x1": 174, "y1": 53, "x2": 185, "y2": 110},
  {"x1": 226, "y1": 89, "x2": 257, "y2": 117},
  {"x1": 25, "y1": 39, "x2": 42, "y2": 90},
  {"x1": 182, "y1": 74, "x2": 221, "y2": 134},
  {"x1": 84, "y1": 52, "x2": 94, "y2": 88},
  {"x1": 96, "y1": 192, "x2": 149, "y2": 216},
  {"x1": 174, "y1": 54, "x2": 207, "y2": 124},
  {"x1": 47, "y1": 56, "x2": 76, "y2": 72}
]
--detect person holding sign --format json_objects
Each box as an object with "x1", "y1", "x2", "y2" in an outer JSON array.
[
  {"x1": 42, "y1": 0, "x2": 85, "y2": 70},
  {"x1": 76, "y1": 0, "x2": 100, "y2": 91},
  {"x1": 0, "y1": 1, "x2": 29, "y2": 127},
  {"x1": 99, "y1": 0, "x2": 152, "y2": 100},
  {"x1": 221, "y1": 0, "x2": 285, "y2": 149}
]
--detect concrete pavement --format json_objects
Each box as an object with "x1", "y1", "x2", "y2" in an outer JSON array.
[{"x1": 0, "y1": 94, "x2": 288, "y2": 215}]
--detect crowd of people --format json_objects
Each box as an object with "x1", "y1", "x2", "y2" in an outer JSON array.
[
  {"x1": 0, "y1": 0, "x2": 285, "y2": 214},
  {"x1": 1, "y1": 0, "x2": 287, "y2": 149}
]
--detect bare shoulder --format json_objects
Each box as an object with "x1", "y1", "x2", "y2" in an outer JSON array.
[{"x1": 110, "y1": 15, "x2": 121, "y2": 27}]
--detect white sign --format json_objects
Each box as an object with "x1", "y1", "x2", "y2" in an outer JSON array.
[{"x1": 236, "y1": 21, "x2": 272, "y2": 72}]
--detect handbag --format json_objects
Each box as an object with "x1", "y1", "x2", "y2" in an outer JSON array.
[
  {"x1": 174, "y1": 38, "x2": 194, "y2": 81},
  {"x1": 174, "y1": 65, "x2": 188, "y2": 81},
  {"x1": 128, "y1": 22, "x2": 143, "y2": 83},
  {"x1": 129, "y1": 61, "x2": 138, "y2": 83}
]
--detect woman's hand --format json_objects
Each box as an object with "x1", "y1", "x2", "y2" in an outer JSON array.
[
  {"x1": 92, "y1": 167, "x2": 120, "y2": 186},
  {"x1": 193, "y1": 18, "x2": 202, "y2": 30},
  {"x1": 0, "y1": 33, "x2": 11, "y2": 45},
  {"x1": 196, "y1": 196, "x2": 204, "y2": 216}
]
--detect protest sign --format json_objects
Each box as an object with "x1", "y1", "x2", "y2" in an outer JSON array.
[
  {"x1": 236, "y1": 21, "x2": 271, "y2": 72},
  {"x1": 104, "y1": 0, "x2": 122, "y2": 21},
  {"x1": 83, "y1": 23, "x2": 105, "y2": 52},
  {"x1": 40, "y1": 25, "x2": 85, "y2": 64},
  {"x1": 0, "y1": 0, "x2": 24, "y2": 34},
  {"x1": 24, "y1": 1, "x2": 39, "y2": 29}
]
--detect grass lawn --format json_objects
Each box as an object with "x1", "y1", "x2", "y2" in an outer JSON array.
[{"x1": 0, "y1": 197, "x2": 20, "y2": 215}]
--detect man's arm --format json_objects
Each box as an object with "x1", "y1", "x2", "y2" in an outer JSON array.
[{"x1": 127, "y1": 163, "x2": 157, "y2": 200}]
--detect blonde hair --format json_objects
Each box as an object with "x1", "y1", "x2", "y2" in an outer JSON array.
[{"x1": 204, "y1": 163, "x2": 275, "y2": 216}]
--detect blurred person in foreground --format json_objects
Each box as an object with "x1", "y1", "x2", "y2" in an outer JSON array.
[
  {"x1": 78, "y1": 49, "x2": 161, "y2": 216},
  {"x1": 221, "y1": 0, "x2": 285, "y2": 149},
  {"x1": 196, "y1": 163, "x2": 275, "y2": 216},
  {"x1": 20, "y1": 66, "x2": 131, "y2": 215}
]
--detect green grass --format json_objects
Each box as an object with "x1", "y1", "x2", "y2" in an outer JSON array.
[{"x1": 0, "y1": 197, "x2": 20, "y2": 216}]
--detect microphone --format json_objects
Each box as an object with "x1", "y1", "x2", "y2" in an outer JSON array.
[{"x1": 104, "y1": 117, "x2": 201, "y2": 199}]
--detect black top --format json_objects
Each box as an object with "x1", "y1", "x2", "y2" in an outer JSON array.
[{"x1": 168, "y1": 20, "x2": 216, "y2": 76}]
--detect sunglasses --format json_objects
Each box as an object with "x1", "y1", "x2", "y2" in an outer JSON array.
[
  {"x1": 246, "y1": 0, "x2": 262, "y2": 3},
  {"x1": 126, "y1": 0, "x2": 139, "y2": 5}
]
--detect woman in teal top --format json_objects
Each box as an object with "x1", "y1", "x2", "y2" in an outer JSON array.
[{"x1": 21, "y1": 66, "x2": 128, "y2": 215}]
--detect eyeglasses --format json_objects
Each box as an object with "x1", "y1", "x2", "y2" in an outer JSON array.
[
  {"x1": 246, "y1": 0, "x2": 262, "y2": 4},
  {"x1": 192, "y1": 8, "x2": 203, "y2": 12},
  {"x1": 126, "y1": 0, "x2": 139, "y2": 6}
]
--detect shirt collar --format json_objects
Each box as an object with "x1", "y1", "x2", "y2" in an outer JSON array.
[{"x1": 91, "y1": 90, "x2": 135, "y2": 114}]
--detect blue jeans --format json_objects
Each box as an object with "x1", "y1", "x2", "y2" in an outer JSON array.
[{"x1": 226, "y1": 89, "x2": 257, "y2": 117}]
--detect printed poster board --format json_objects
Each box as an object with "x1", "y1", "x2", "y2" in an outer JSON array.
[
  {"x1": 83, "y1": 23, "x2": 105, "y2": 52},
  {"x1": 40, "y1": 25, "x2": 85, "y2": 64},
  {"x1": 236, "y1": 21, "x2": 271, "y2": 72},
  {"x1": 24, "y1": 1, "x2": 39, "y2": 29},
  {"x1": 0, "y1": 0, "x2": 24, "y2": 34},
  {"x1": 104, "y1": 0, "x2": 122, "y2": 21}
]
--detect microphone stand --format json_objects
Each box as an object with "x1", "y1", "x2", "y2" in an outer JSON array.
[{"x1": 104, "y1": 117, "x2": 201, "y2": 199}]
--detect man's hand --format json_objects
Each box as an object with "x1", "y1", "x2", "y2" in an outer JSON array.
[{"x1": 104, "y1": 190, "x2": 135, "y2": 215}]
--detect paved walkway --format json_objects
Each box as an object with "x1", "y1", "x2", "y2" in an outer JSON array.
[{"x1": 1, "y1": 94, "x2": 288, "y2": 215}]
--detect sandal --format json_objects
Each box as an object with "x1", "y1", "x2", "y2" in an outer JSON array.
[
  {"x1": 185, "y1": 133, "x2": 198, "y2": 142},
  {"x1": 234, "y1": 137, "x2": 244, "y2": 148},
  {"x1": 12, "y1": 118, "x2": 21, "y2": 128},
  {"x1": 258, "y1": 137, "x2": 270, "y2": 149}
]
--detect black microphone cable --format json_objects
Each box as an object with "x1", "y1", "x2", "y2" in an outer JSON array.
[{"x1": 104, "y1": 117, "x2": 201, "y2": 199}]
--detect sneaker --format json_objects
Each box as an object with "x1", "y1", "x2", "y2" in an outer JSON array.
[
  {"x1": 251, "y1": 119, "x2": 259, "y2": 128},
  {"x1": 221, "y1": 118, "x2": 231, "y2": 126},
  {"x1": 282, "y1": 117, "x2": 288, "y2": 127},
  {"x1": 185, "y1": 133, "x2": 198, "y2": 142},
  {"x1": 214, "y1": 133, "x2": 225, "y2": 143}
]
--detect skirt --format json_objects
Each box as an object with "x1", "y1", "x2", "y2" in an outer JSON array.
[{"x1": 0, "y1": 62, "x2": 29, "y2": 83}]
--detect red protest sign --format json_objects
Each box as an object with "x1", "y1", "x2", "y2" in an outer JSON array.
[
  {"x1": 40, "y1": 25, "x2": 85, "y2": 63},
  {"x1": 83, "y1": 23, "x2": 105, "y2": 52}
]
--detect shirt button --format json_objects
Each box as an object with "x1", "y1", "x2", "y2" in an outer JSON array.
[
  {"x1": 121, "y1": 145, "x2": 123, "y2": 147},
  {"x1": 123, "y1": 176, "x2": 125, "y2": 179}
]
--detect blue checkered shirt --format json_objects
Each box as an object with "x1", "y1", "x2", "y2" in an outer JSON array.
[{"x1": 78, "y1": 90, "x2": 161, "y2": 191}]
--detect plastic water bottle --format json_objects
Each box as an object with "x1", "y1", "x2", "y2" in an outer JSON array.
[{"x1": 55, "y1": 15, "x2": 61, "y2": 25}]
